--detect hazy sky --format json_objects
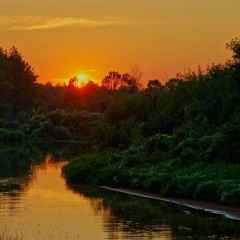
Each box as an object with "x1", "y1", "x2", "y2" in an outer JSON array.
[{"x1": 0, "y1": 0, "x2": 240, "y2": 84}]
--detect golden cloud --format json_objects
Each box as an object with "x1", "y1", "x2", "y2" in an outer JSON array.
[{"x1": 0, "y1": 16, "x2": 124, "y2": 31}]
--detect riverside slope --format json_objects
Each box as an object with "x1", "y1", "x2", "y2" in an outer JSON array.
[{"x1": 101, "y1": 186, "x2": 240, "y2": 221}]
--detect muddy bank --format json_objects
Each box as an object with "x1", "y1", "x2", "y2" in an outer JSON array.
[{"x1": 101, "y1": 186, "x2": 240, "y2": 221}]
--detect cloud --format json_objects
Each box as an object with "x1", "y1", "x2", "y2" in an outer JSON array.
[{"x1": 0, "y1": 16, "x2": 124, "y2": 31}]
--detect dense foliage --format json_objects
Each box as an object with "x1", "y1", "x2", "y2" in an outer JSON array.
[
  {"x1": 2, "y1": 38, "x2": 240, "y2": 206},
  {"x1": 64, "y1": 38, "x2": 240, "y2": 206}
]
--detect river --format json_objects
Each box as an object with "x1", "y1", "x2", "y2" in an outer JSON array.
[{"x1": 0, "y1": 147, "x2": 239, "y2": 240}]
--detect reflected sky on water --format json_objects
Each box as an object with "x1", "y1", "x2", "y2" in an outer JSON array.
[{"x1": 0, "y1": 147, "x2": 239, "y2": 240}]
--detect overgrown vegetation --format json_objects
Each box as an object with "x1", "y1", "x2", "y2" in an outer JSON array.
[
  {"x1": 64, "y1": 38, "x2": 240, "y2": 206},
  {"x1": 2, "y1": 38, "x2": 240, "y2": 205}
]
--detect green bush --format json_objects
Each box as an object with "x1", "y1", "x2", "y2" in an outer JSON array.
[
  {"x1": 220, "y1": 187, "x2": 240, "y2": 206},
  {"x1": 193, "y1": 181, "x2": 220, "y2": 201},
  {"x1": 0, "y1": 128, "x2": 24, "y2": 143}
]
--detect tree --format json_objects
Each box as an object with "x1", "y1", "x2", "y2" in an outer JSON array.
[
  {"x1": 147, "y1": 79, "x2": 162, "y2": 90},
  {"x1": 102, "y1": 71, "x2": 122, "y2": 91},
  {"x1": 226, "y1": 37, "x2": 240, "y2": 63},
  {"x1": 226, "y1": 38, "x2": 240, "y2": 83},
  {"x1": 102, "y1": 71, "x2": 140, "y2": 92},
  {"x1": 121, "y1": 73, "x2": 140, "y2": 92},
  {"x1": 0, "y1": 47, "x2": 37, "y2": 115},
  {"x1": 145, "y1": 80, "x2": 163, "y2": 112}
]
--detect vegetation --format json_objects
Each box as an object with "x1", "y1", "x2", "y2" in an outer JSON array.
[
  {"x1": 64, "y1": 37, "x2": 240, "y2": 206},
  {"x1": 2, "y1": 38, "x2": 240, "y2": 206}
]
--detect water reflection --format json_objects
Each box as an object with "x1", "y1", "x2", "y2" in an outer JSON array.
[
  {"x1": 71, "y1": 186, "x2": 240, "y2": 240},
  {"x1": 0, "y1": 147, "x2": 239, "y2": 240}
]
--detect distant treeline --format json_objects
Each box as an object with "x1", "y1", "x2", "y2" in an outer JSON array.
[
  {"x1": 0, "y1": 46, "x2": 142, "y2": 142},
  {"x1": 1, "y1": 38, "x2": 240, "y2": 146}
]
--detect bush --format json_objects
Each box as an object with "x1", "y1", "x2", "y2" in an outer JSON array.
[
  {"x1": 0, "y1": 128, "x2": 24, "y2": 143},
  {"x1": 193, "y1": 181, "x2": 220, "y2": 201},
  {"x1": 144, "y1": 134, "x2": 174, "y2": 153},
  {"x1": 179, "y1": 147, "x2": 199, "y2": 166},
  {"x1": 220, "y1": 187, "x2": 240, "y2": 206}
]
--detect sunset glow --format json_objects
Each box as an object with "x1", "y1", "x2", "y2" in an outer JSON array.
[
  {"x1": 1, "y1": 1, "x2": 240, "y2": 240},
  {"x1": 77, "y1": 73, "x2": 90, "y2": 85},
  {"x1": 1, "y1": 1, "x2": 240, "y2": 84}
]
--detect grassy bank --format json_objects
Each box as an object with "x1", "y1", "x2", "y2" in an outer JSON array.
[{"x1": 63, "y1": 132, "x2": 240, "y2": 207}]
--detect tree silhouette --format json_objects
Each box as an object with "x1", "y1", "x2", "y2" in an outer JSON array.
[
  {"x1": 226, "y1": 38, "x2": 240, "y2": 63},
  {"x1": 0, "y1": 46, "x2": 37, "y2": 116},
  {"x1": 147, "y1": 79, "x2": 162, "y2": 89},
  {"x1": 102, "y1": 71, "x2": 140, "y2": 92},
  {"x1": 102, "y1": 71, "x2": 122, "y2": 91},
  {"x1": 226, "y1": 38, "x2": 240, "y2": 83}
]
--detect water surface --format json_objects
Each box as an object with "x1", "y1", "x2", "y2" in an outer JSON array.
[{"x1": 0, "y1": 147, "x2": 239, "y2": 240}]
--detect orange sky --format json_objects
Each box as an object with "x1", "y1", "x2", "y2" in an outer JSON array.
[{"x1": 0, "y1": 0, "x2": 239, "y2": 85}]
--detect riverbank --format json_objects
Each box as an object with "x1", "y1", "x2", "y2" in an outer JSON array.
[
  {"x1": 63, "y1": 140, "x2": 240, "y2": 208},
  {"x1": 100, "y1": 186, "x2": 240, "y2": 220}
]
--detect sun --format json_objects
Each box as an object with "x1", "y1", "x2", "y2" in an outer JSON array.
[
  {"x1": 77, "y1": 73, "x2": 88, "y2": 82},
  {"x1": 76, "y1": 73, "x2": 90, "y2": 86}
]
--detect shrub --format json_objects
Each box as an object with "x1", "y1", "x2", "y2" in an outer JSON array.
[
  {"x1": 0, "y1": 128, "x2": 24, "y2": 143},
  {"x1": 193, "y1": 181, "x2": 220, "y2": 201},
  {"x1": 220, "y1": 187, "x2": 240, "y2": 206}
]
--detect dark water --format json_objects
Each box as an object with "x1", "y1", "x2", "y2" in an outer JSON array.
[{"x1": 0, "y1": 146, "x2": 239, "y2": 240}]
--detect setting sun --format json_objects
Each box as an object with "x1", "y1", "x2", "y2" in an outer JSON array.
[
  {"x1": 76, "y1": 72, "x2": 90, "y2": 86},
  {"x1": 77, "y1": 73, "x2": 89, "y2": 82}
]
